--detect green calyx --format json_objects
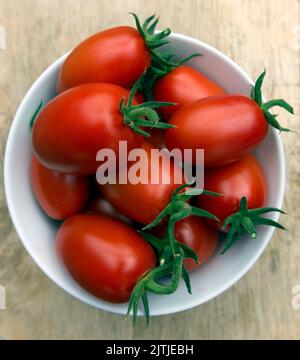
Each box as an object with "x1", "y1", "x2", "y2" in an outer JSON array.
[
  {"x1": 142, "y1": 183, "x2": 220, "y2": 255},
  {"x1": 140, "y1": 230, "x2": 198, "y2": 293},
  {"x1": 130, "y1": 13, "x2": 201, "y2": 94},
  {"x1": 130, "y1": 13, "x2": 171, "y2": 50},
  {"x1": 29, "y1": 100, "x2": 43, "y2": 129},
  {"x1": 128, "y1": 224, "x2": 200, "y2": 326},
  {"x1": 250, "y1": 69, "x2": 294, "y2": 132},
  {"x1": 128, "y1": 226, "x2": 200, "y2": 325},
  {"x1": 221, "y1": 196, "x2": 286, "y2": 254},
  {"x1": 142, "y1": 183, "x2": 220, "y2": 243},
  {"x1": 121, "y1": 73, "x2": 175, "y2": 137},
  {"x1": 127, "y1": 253, "x2": 183, "y2": 325},
  {"x1": 140, "y1": 51, "x2": 201, "y2": 93},
  {"x1": 150, "y1": 51, "x2": 201, "y2": 77},
  {"x1": 127, "y1": 184, "x2": 220, "y2": 325}
]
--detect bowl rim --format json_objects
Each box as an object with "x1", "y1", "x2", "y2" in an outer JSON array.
[{"x1": 4, "y1": 31, "x2": 286, "y2": 316}]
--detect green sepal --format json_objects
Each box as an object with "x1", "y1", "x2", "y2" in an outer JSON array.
[
  {"x1": 250, "y1": 69, "x2": 294, "y2": 132},
  {"x1": 120, "y1": 73, "x2": 176, "y2": 136},
  {"x1": 181, "y1": 266, "x2": 192, "y2": 294},
  {"x1": 29, "y1": 100, "x2": 43, "y2": 129},
  {"x1": 221, "y1": 196, "x2": 286, "y2": 254},
  {"x1": 127, "y1": 255, "x2": 183, "y2": 326},
  {"x1": 179, "y1": 242, "x2": 199, "y2": 263},
  {"x1": 139, "y1": 50, "x2": 201, "y2": 93},
  {"x1": 139, "y1": 231, "x2": 166, "y2": 254},
  {"x1": 142, "y1": 183, "x2": 220, "y2": 231},
  {"x1": 138, "y1": 230, "x2": 196, "y2": 272},
  {"x1": 129, "y1": 183, "x2": 220, "y2": 325},
  {"x1": 130, "y1": 13, "x2": 171, "y2": 50}
]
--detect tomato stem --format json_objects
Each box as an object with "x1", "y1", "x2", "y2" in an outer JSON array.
[
  {"x1": 127, "y1": 184, "x2": 221, "y2": 325},
  {"x1": 29, "y1": 100, "x2": 43, "y2": 129},
  {"x1": 250, "y1": 69, "x2": 294, "y2": 132},
  {"x1": 221, "y1": 196, "x2": 286, "y2": 254},
  {"x1": 127, "y1": 254, "x2": 183, "y2": 325},
  {"x1": 140, "y1": 51, "x2": 201, "y2": 93},
  {"x1": 130, "y1": 13, "x2": 171, "y2": 50},
  {"x1": 120, "y1": 73, "x2": 176, "y2": 137},
  {"x1": 142, "y1": 183, "x2": 220, "y2": 231},
  {"x1": 130, "y1": 13, "x2": 202, "y2": 94}
]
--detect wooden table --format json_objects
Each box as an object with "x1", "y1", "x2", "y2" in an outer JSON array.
[{"x1": 0, "y1": 0, "x2": 299, "y2": 339}]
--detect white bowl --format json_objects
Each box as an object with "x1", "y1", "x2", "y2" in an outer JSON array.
[{"x1": 4, "y1": 33, "x2": 285, "y2": 316}]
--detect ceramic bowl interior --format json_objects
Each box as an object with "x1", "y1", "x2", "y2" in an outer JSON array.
[{"x1": 4, "y1": 32, "x2": 285, "y2": 316}]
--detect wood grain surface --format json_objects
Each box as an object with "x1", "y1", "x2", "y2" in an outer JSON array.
[{"x1": 0, "y1": 0, "x2": 299, "y2": 340}]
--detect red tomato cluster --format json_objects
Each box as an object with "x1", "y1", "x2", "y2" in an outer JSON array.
[{"x1": 30, "y1": 14, "x2": 291, "y2": 324}]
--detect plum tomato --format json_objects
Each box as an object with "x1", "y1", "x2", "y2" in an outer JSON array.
[
  {"x1": 165, "y1": 95, "x2": 268, "y2": 167},
  {"x1": 165, "y1": 70, "x2": 293, "y2": 167},
  {"x1": 153, "y1": 65, "x2": 225, "y2": 120},
  {"x1": 56, "y1": 14, "x2": 171, "y2": 93},
  {"x1": 56, "y1": 213, "x2": 156, "y2": 303},
  {"x1": 31, "y1": 155, "x2": 89, "y2": 220},
  {"x1": 196, "y1": 154, "x2": 266, "y2": 230},
  {"x1": 32, "y1": 83, "x2": 143, "y2": 175},
  {"x1": 99, "y1": 142, "x2": 183, "y2": 225}
]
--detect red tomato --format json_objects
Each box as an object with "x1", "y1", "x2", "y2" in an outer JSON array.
[
  {"x1": 31, "y1": 155, "x2": 89, "y2": 220},
  {"x1": 56, "y1": 213, "x2": 156, "y2": 302},
  {"x1": 57, "y1": 27, "x2": 150, "y2": 93},
  {"x1": 153, "y1": 65, "x2": 225, "y2": 120},
  {"x1": 32, "y1": 83, "x2": 143, "y2": 175},
  {"x1": 99, "y1": 142, "x2": 183, "y2": 225},
  {"x1": 165, "y1": 95, "x2": 268, "y2": 167},
  {"x1": 175, "y1": 216, "x2": 218, "y2": 271},
  {"x1": 196, "y1": 154, "x2": 267, "y2": 230}
]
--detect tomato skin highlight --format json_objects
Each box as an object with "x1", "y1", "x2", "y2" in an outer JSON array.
[
  {"x1": 32, "y1": 83, "x2": 143, "y2": 175},
  {"x1": 57, "y1": 26, "x2": 151, "y2": 93},
  {"x1": 175, "y1": 216, "x2": 219, "y2": 271},
  {"x1": 153, "y1": 65, "x2": 225, "y2": 120},
  {"x1": 196, "y1": 154, "x2": 267, "y2": 230},
  {"x1": 165, "y1": 95, "x2": 268, "y2": 167},
  {"x1": 99, "y1": 142, "x2": 183, "y2": 225},
  {"x1": 56, "y1": 213, "x2": 156, "y2": 303},
  {"x1": 30, "y1": 155, "x2": 89, "y2": 220}
]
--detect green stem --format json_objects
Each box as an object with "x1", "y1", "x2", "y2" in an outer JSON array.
[
  {"x1": 120, "y1": 73, "x2": 175, "y2": 136},
  {"x1": 127, "y1": 254, "x2": 183, "y2": 325},
  {"x1": 139, "y1": 50, "x2": 201, "y2": 93},
  {"x1": 250, "y1": 69, "x2": 294, "y2": 132},
  {"x1": 130, "y1": 13, "x2": 171, "y2": 50},
  {"x1": 142, "y1": 183, "x2": 220, "y2": 231},
  {"x1": 128, "y1": 183, "x2": 220, "y2": 325},
  {"x1": 221, "y1": 196, "x2": 286, "y2": 254},
  {"x1": 29, "y1": 100, "x2": 43, "y2": 129}
]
